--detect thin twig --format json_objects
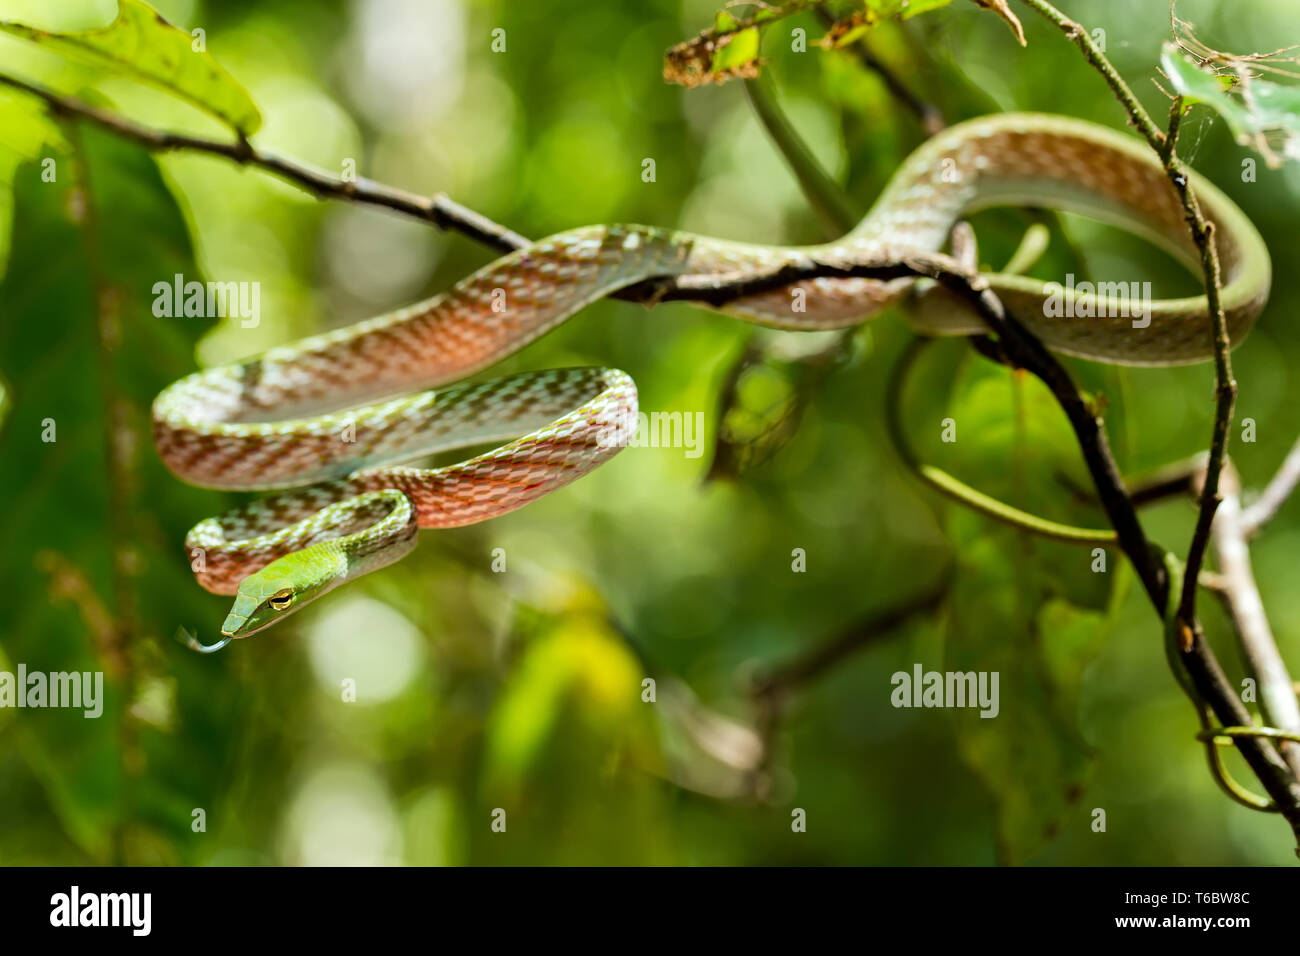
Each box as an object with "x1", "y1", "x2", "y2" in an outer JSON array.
[
  {"x1": 1126, "y1": 453, "x2": 1206, "y2": 506},
  {"x1": 0, "y1": 72, "x2": 531, "y2": 256},
  {"x1": 1242, "y1": 432, "x2": 1300, "y2": 533},
  {"x1": 1017, "y1": 0, "x2": 1167, "y2": 145},
  {"x1": 751, "y1": 567, "x2": 953, "y2": 699},
  {"x1": 815, "y1": 6, "x2": 946, "y2": 134},
  {"x1": 672, "y1": 244, "x2": 1165, "y2": 599},
  {"x1": 1017, "y1": 2, "x2": 1238, "y2": 630},
  {"x1": 1202, "y1": 726, "x2": 1300, "y2": 745},
  {"x1": 888, "y1": 337, "x2": 1117, "y2": 544},
  {"x1": 1206, "y1": 464, "x2": 1300, "y2": 777},
  {"x1": 1019, "y1": 0, "x2": 1298, "y2": 839},
  {"x1": 742, "y1": 76, "x2": 859, "y2": 234}
]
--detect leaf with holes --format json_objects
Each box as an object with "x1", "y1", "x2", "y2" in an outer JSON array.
[{"x1": 1162, "y1": 43, "x2": 1300, "y2": 166}]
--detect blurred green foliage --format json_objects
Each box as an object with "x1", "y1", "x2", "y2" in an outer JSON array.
[{"x1": 0, "y1": 0, "x2": 1298, "y2": 865}]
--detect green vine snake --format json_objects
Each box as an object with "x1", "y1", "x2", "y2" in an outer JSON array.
[{"x1": 152, "y1": 113, "x2": 1271, "y2": 649}]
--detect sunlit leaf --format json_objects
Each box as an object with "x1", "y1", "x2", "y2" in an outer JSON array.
[
  {"x1": 0, "y1": 90, "x2": 64, "y2": 278},
  {"x1": 897, "y1": 0, "x2": 958, "y2": 18},
  {"x1": 484, "y1": 616, "x2": 643, "y2": 797},
  {"x1": 665, "y1": 0, "x2": 821, "y2": 87},
  {"x1": 1162, "y1": 43, "x2": 1300, "y2": 166},
  {"x1": 0, "y1": 0, "x2": 261, "y2": 136},
  {"x1": 822, "y1": 0, "x2": 955, "y2": 49},
  {"x1": 820, "y1": 10, "x2": 877, "y2": 50},
  {"x1": 711, "y1": 26, "x2": 761, "y2": 77},
  {"x1": 668, "y1": 0, "x2": 968, "y2": 86}
]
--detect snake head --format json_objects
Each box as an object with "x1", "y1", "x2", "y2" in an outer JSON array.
[{"x1": 221, "y1": 547, "x2": 347, "y2": 639}]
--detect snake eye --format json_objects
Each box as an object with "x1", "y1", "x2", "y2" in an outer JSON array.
[{"x1": 268, "y1": 588, "x2": 294, "y2": 611}]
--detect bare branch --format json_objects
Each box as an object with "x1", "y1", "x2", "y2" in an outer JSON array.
[
  {"x1": 752, "y1": 568, "x2": 953, "y2": 700},
  {"x1": 1208, "y1": 464, "x2": 1300, "y2": 777},
  {"x1": 1017, "y1": 0, "x2": 1300, "y2": 839},
  {"x1": 1242, "y1": 433, "x2": 1300, "y2": 533},
  {"x1": 0, "y1": 71, "x2": 530, "y2": 256},
  {"x1": 742, "y1": 76, "x2": 859, "y2": 234}
]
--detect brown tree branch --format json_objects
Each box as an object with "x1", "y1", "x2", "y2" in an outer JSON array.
[
  {"x1": 1242, "y1": 433, "x2": 1300, "y2": 533},
  {"x1": 1207, "y1": 464, "x2": 1300, "y2": 778},
  {"x1": 0, "y1": 72, "x2": 530, "y2": 256},
  {"x1": 1017, "y1": 1, "x2": 1237, "y2": 629},
  {"x1": 1018, "y1": 0, "x2": 1300, "y2": 842},
  {"x1": 751, "y1": 567, "x2": 954, "y2": 700}
]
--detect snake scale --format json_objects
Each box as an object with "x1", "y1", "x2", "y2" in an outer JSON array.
[{"x1": 153, "y1": 113, "x2": 1271, "y2": 648}]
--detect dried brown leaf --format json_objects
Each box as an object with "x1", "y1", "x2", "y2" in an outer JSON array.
[{"x1": 972, "y1": 0, "x2": 1026, "y2": 46}]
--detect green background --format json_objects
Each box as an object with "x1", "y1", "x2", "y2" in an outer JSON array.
[{"x1": 0, "y1": 0, "x2": 1297, "y2": 865}]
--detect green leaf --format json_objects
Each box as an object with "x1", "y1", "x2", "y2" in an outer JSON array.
[
  {"x1": 484, "y1": 617, "x2": 642, "y2": 795},
  {"x1": 923, "y1": 358, "x2": 1105, "y2": 555},
  {"x1": 1162, "y1": 43, "x2": 1300, "y2": 163},
  {"x1": 945, "y1": 535, "x2": 1115, "y2": 863},
  {"x1": 710, "y1": 26, "x2": 761, "y2": 75},
  {"x1": 1161, "y1": 46, "x2": 1243, "y2": 125},
  {"x1": 0, "y1": 0, "x2": 261, "y2": 136},
  {"x1": 918, "y1": 355, "x2": 1120, "y2": 861},
  {"x1": 0, "y1": 126, "x2": 239, "y2": 862},
  {"x1": 875, "y1": 0, "x2": 955, "y2": 19},
  {"x1": 0, "y1": 90, "x2": 64, "y2": 278},
  {"x1": 821, "y1": 19, "x2": 874, "y2": 50},
  {"x1": 669, "y1": 0, "x2": 961, "y2": 87},
  {"x1": 708, "y1": 333, "x2": 853, "y2": 480}
]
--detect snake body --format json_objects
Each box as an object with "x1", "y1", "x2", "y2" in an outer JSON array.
[{"x1": 153, "y1": 113, "x2": 1271, "y2": 644}]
